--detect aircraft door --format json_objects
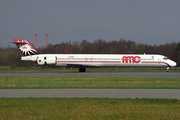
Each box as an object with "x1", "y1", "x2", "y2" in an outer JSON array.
[{"x1": 158, "y1": 58, "x2": 161, "y2": 64}]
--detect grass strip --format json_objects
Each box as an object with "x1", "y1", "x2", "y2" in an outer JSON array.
[
  {"x1": 0, "y1": 76, "x2": 180, "y2": 89},
  {"x1": 0, "y1": 98, "x2": 179, "y2": 120}
]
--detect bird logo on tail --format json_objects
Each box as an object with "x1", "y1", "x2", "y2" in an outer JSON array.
[{"x1": 13, "y1": 39, "x2": 40, "y2": 56}]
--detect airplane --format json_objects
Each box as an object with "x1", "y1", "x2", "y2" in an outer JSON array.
[{"x1": 12, "y1": 39, "x2": 177, "y2": 72}]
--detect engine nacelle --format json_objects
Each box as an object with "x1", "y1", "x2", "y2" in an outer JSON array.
[
  {"x1": 45, "y1": 56, "x2": 57, "y2": 65},
  {"x1": 37, "y1": 57, "x2": 45, "y2": 65},
  {"x1": 37, "y1": 56, "x2": 57, "y2": 65}
]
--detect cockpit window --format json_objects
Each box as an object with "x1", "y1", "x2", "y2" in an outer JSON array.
[{"x1": 163, "y1": 57, "x2": 168, "y2": 60}]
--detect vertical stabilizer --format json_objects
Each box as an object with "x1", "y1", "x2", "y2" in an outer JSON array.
[{"x1": 13, "y1": 39, "x2": 40, "y2": 56}]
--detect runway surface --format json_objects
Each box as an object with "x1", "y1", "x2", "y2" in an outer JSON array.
[
  {"x1": 0, "y1": 71, "x2": 180, "y2": 78},
  {"x1": 0, "y1": 89, "x2": 180, "y2": 99}
]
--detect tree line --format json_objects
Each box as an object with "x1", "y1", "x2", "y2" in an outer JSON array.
[{"x1": 0, "y1": 39, "x2": 180, "y2": 67}]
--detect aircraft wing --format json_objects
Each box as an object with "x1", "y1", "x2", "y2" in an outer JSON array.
[{"x1": 66, "y1": 63, "x2": 99, "y2": 68}]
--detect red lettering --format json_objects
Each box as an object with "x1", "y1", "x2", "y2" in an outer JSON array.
[
  {"x1": 134, "y1": 56, "x2": 141, "y2": 63},
  {"x1": 122, "y1": 56, "x2": 141, "y2": 63}
]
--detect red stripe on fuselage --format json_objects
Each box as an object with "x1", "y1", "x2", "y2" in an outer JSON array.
[
  {"x1": 57, "y1": 61, "x2": 122, "y2": 63},
  {"x1": 57, "y1": 61, "x2": 169, "y2": 67},
  {"x1": 141, "y1": 61, "x2": 169, "y2": 67}
]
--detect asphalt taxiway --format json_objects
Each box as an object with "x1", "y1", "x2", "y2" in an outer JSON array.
[
  {"x1": 0, "y1": 89, "x2": 180, "y2": 99},
  {"x1": 0, "y1": 71, "x2": 180, "y2": 78}
]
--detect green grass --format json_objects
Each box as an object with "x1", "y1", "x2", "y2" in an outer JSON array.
[
  {"x1": 0, "y1": 76, "x2": 180, "y2": 89},
  {"x1": 0, "y1": 98, "x2": 179, "y2": 120},
  {"x1": 0, "y1": 66, "x2": 11, "y2": 69}
]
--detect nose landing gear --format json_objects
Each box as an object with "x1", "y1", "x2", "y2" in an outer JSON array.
[
  {"x1": 166, "y1": 67, "x2": 169, "y2": 72},
  {"x1": 166, "y1": 65, "x2": 169, "y2": 72}
]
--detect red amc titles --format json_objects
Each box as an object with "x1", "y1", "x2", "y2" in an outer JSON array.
[{"x1": 122, "y1": 56, "x2": 141, "y2": 63}]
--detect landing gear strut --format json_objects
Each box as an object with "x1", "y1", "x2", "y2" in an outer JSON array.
[
  {"x1": 166, "y1": 67, "x2": 169, "y2": 72},
  {"x1": 79, "y1": 68, "x2": 86, "y2": 72}
]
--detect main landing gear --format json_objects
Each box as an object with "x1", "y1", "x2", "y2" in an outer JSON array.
[{"x1": 79, "y1": 68, "x2": 86, "y2": 72}]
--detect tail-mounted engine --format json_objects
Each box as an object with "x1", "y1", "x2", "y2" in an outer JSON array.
[{"x1": 37, "y1": 56, "x2": 57, "y2": 65}]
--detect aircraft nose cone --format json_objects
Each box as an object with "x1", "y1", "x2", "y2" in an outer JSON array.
[{"x1": 170, "y1": 61, "x2": 177, "y2": 67}]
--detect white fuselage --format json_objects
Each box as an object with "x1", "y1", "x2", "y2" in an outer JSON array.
[{"x1": 21, "y1": 54, "x2": 177, "y2": 68}]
